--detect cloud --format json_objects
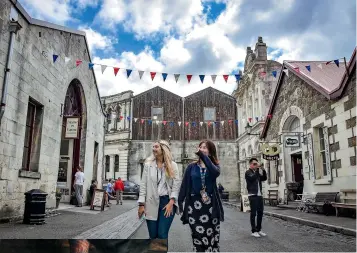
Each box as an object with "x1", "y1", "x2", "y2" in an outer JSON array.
[{"x1": 79, "y1": 27, "x2": 117, "y2": 53}]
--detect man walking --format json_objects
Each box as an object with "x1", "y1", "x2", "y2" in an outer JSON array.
[
  {"x1": 74, "y1": 167, "x2": 85, "y2": 207},
  {"x1": 114, "y1": 177, "x2": 125, "y2": 205},
  {"x1": 245, "y1": 158, "x2": 267, "y2": 238}
]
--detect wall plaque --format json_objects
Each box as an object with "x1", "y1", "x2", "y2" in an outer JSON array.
[{"x1": 65, "y1": 117, "x2": 80, "y2": 139}]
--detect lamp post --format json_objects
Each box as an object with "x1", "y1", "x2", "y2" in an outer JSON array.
[
  {"x1": 245, "y1": 122, "x2": 260, "y2": 136},
  {"x1": 168, "y1": 135, "x2": 171, "y2": 145}
]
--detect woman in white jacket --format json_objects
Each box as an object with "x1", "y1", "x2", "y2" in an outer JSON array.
[{"x1": 138, "y1": 140, "x2": 182, "y2": 239}]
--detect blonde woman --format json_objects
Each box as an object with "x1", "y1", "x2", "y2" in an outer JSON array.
[{"x1": 138, "y1": 140, "x2": 182, "y2": 240}]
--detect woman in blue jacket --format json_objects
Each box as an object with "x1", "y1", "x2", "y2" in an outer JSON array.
[{"x1": 178, "y1": 140, "x2": 224, "y2": 252}]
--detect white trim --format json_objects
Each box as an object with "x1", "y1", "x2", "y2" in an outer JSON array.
[
  {"x1": 314, "y1": 178, "x2": 332, "y2": 185},
  {"x1": 289, "y1": 149, "x2": 302, "y2": 155}
]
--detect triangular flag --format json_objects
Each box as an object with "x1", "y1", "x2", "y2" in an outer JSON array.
[
  {"x1": 162, "y1": 73, "x2": 168, "y2": 82},
  {"x1": 148, "y1": 120, "x2": 152, "y2": 125},
  {"x1": 53, "y1": 54, "x2": 58, "y2": 63},
  {"x1": 65, "y1": 57, "x2": 71, "y2": 63},
  {"x1": 283, "y1": 69, "x2": 289, "y2": 76},
  {"x1": 255, "y1": 117, "x2": 259, "y2": 122},
  {"x1": 211, "y1": 75, "x2": 217, "y2": 84},
  {"x1": 127, "y1": 116, "x2": 131, "y2": 121},
  {"x1": 228, "y1": 120, "x2": 233, "y2": 125},
  {"x1": 221, "y1": 121, "x2": 225, "y2": 126},
  {"x1": 317, "y1": 64, "x2": 322, "y2": 69},
  {"x1": 178, "y1": 121, "x2": 182, "y2": 126},
  {"x1": 174, "y1": 74, "x2": 180, "y2": 83},
  {"x1": 138, "y1": 70, "x2": 144, "y2": 79},
  {"x1": 114, "y1": 67, "x2": 120, "y2": 76},
  {"x1": 260, "y1": 72, "x2": 266, "y2": 77},
  {"x1": 214, "y1": 122, "x2": 218, "y2": 126},
  {"x1": 199, "y1": 75, "x2": 205, "y2": 83},
  {"x1": 140, "y1": 119, "x2": 144, "y2": 124},
  {"x1": 185, "y1": 122, "x2": 189, "y2": 126},
  {"x1": 235, "y1": 120, "x2": 238, "y2": 125},
  {"x1": 126, "y1": 69, "x2": 132, "y2": 78},
  {"x1": 162, "y1": 121, "x2": 167, "y2": 126},
  {"x1": 293, "y1": 67, "x2": 300, "y2": 73},
  {"x1": 223, "y1": 75, "x2": 229, "y2": 83},
  {"x1": 170, "y1": 122, "x2": 174, "y2": 127},
  {"x1": 247, "y1": 73, "x2": 253, "y2": 80},
  {"x1": 248, "y1": 117, "x2": 252, "y2": 123},
  {"x1": 76, "y1": 60, "x2": 82, "y2": 67},
  {"x1": 268, "y1": 114, "x2": 272, "y2": 119},
  {"x1": 326, "y1": 61, "x2": 332, "y2": 65},
  {"x1": 156, "y1": 120, "x2": 160, "y2": 125},
  {"x1": 235, "y1": 74, "x2": 241, "y2": 81},
  {"x1": 272, "y1": 71, "x2": 277, "y2": 78},
  {"x1": 134, "y1": 118, "x2": 138, "y2": 122},
  {"x1": 101, "y1": 65, "x2": 107, "y2": 74},
  {"x1": 187, "y1": 75, "x2": 192, "y2": 83},
  {"x1": 150, "y1": 72, "x2": 156, "y2": 81},
  {"x1": 305, "y1": 65, "x2": 311, "y2": 72},
  {"x1": 120, "y1": 116, "x2": 124, "y2": 120},
  {"x1": 334, "y1": 60, "x2": 339, "y2": 67},
  {"x1": 88, "y1": 63, "x2": 94, "y2": 69},
  {"x1": 192, "y1": 122, "x2": 196, "y2": 127},
  {"x1": 208, "y1": 121, "x2": 211, "y2": 126},
  {"x1": 200, "y1": 122, "x2": 203, "y2": 126}
]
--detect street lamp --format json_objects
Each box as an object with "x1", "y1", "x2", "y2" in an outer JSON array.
[
  {"x1": 168, "y1": 135, "x2": 172, "y2": 145},
  {"x1": 245, "y1": 122, "x2": 260, "y2": 136}
]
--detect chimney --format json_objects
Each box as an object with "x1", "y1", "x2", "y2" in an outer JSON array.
[{"x1": 254, "y1": 36, "x2": 267, "y2": 61}]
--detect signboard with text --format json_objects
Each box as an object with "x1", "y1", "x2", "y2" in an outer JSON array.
[
  {"x1": 65, "y1": 117, "x2": 80, "y2": 139},
  {"x1": 241, "y1": 195, "x2": 251, "y2": 212},
  {"x1": 284, "y1": 136, "x2": 300, "y2": 148},
  {"x1": 90, "y1": 189, "x2": 105, "y2": 211}
]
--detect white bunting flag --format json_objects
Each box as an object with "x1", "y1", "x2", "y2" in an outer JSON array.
[
  {"x1": 178, "y1": 121, "x2": 182, "y2": 126},
  {"x1": 283, "y1": 69, "x2": 289, "y2": 76},
  {"x1": 134, "y1": 118, "x2": 138, "y2": 122},
  {"x1": 101, "y1": 65, "x2": 107, "y2": 74},
  {"x1": 200, "y1": 122, "x2": 203, "y2": 126},
  {"x1": 174, "y1": 74, "x2": 180, "y2": 83},
  {"x1": 156, "y1": 120, "x2": 160, "y2": 125},
  {"x1": 211, "y1": 75, "x2": 217, "y2": 84},
  {"x1": 138, "y1": 71, "x2": 144, "y2": 79},
  {"x1": 65, "y1": 57, "x2": 71, "y2": 63},
  {"x1": 317, "y1": 64, "x2": 322, "y2": 69},
  {"x1": 247, "y1": 74, "x2": 253, "y2": 80},
  {"x1": 221, "y1": 121, "x2": 225, "y2": 126}
]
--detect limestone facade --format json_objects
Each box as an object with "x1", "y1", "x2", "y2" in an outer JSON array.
[{"x1": 0, "y1": 0, "x2": 105, "y2": 220}]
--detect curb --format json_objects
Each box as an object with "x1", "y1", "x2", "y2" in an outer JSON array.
[
  {"x1": 128, "y1": 218, "x2": 145, "y2": 239},
  {"x1": 224, "y1": 202, "x2": 356, "y2": 237}
]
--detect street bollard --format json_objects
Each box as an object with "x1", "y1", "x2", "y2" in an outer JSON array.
[{"x1": 23, "y1": 189, "x2": 48, "y2": 225}]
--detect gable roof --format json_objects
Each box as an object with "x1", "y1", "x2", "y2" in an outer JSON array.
[
  {"x1": 11, "y1": 0, "x2": 105, "y2": 116},
  {"x1": 185, "y1": 86, "x2": 235, "y2": 100},
  {"x1": 133, "y1": 86, "x2": 182, "y2": 99},
  {"x1": 261, "y1": 47, "x2": 356, "y2": 138}
]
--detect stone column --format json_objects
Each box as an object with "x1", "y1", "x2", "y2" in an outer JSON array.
[{"x1": 109, "y1": 155, "x2": 115, "y2": 180}]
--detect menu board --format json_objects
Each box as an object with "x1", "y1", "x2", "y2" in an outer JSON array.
[{"x1": 90, "y1": 189, "x2": 105, "y2": 211}]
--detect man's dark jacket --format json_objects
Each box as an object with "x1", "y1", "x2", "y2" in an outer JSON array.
[
  {"x1": 245, "y1": 168, "x2": 267, "y2": 195},
  {"x1": 178, "y1": 151, "x2": 224, "y2": 224}
]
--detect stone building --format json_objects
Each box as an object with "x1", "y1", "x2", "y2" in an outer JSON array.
[
  {"x1": 260, "y1": 48, "x2": 356, "y2": 201},
  {"x1": 101, "y1": 91, "x2": 133, "y2": 180},
  {"x1": 232, "y1": 37, "x2": 281, "y2": 195},
  {"x1": 126, "y1": 86, "x2": 239, "y2": 196},
  {"x1": 0, "y1": 0, "x2": 105, "y2": 220}
]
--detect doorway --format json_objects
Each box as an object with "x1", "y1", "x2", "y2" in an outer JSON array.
[{"x1": 291, "y1": 154, "x2": 303, "y2": 183}]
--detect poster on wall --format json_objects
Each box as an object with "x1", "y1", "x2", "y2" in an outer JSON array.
[
  {"x1": 241, "y1": 195, "x2": 251, "y2": 212},
  {"x1": 65, "y1": 117, "x2": 80, "y2": 139}
]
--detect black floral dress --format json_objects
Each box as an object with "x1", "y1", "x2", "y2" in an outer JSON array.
[{"x1": 187, "y1": 194, "x2": 220, "y2": 252}]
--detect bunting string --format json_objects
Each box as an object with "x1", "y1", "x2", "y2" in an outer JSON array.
[{"x1": 52, "y1": 54, "x2": 345, "y2": 84}]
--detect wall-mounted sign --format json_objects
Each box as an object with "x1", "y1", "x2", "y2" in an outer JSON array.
[
  {"x1": 284, "y1": 136, "x2": 300, "y2": 148},
  {"x1": 261, "y1": 143, "x2": 281, "y2": 160},
  {"x1": 65, "y1": 117, "x2": 80, "y2": 139},
  {"x1": 241, "y1": 195, "x2": 251, "y2": 212}
]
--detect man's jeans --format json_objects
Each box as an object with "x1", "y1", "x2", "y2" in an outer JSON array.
[
  {"x1": 74, "y1": 184, "x2": 83, "y2": 206},
  {"x1": 248, "y1": 195, "x2": 264, "y2": 233},
  {"x1": 116, "y1": 190, "x2": 123, "y2": 204},
  {"x1": 146, "y1": 195, "x2": 176, "y2": 239}
]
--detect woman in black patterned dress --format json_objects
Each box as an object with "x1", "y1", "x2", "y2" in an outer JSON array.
[{"x1": 178, "y1": 140, "x2": 224, "y2": 252}]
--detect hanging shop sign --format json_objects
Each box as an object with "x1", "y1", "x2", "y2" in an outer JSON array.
[
  {"x1": 284, "y1": 135, "x2": 300, "y2": 148},
  {"x1": 65, "y1": 117, "x2": 80, "y2": 139},
  {"x1": 261, "y1": 143, "x2": 281, "y2": 160}
]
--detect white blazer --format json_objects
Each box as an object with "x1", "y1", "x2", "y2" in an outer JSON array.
[{"x1": 138, "y1": 160, "x2": 182, "y2": 221}]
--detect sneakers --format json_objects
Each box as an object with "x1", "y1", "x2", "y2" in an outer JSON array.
[
  {"x1": 251, "y1": 232, "x2": 260, "y2": 238},
  {"x1": 258, "y1": 231, "x2": 267, "y2": 237}
]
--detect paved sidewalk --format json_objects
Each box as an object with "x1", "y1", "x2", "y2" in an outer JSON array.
[
  {"x1": 224, "y1": 201, "x2": 356, "y2": 236},
  {"x1": 0, "y1": 200, "x2": 140, "y2": 239}
]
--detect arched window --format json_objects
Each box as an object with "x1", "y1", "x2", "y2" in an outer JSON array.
[{"x1": 105, "y1": 155, "x2": 110, "y2": 172}]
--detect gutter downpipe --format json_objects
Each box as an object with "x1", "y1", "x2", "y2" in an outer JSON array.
[{"x1": 0, "y1": 21, "x2": 22, "y2": 131}]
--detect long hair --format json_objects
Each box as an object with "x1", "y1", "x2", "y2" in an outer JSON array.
[
  {"x1": 145, "y1": 140, "x2": 174, "y2": 178},
  {"x1": 197, "y1": 140, "x2": 219, "y2": 165}
]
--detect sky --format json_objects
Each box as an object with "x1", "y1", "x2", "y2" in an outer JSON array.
[{"x1": 19, "y1": 0, "x2": 356, "y2": 97}]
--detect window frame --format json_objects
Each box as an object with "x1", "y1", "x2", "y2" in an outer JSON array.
[
  {"x1": 114, "y1": 155, "x2": 119, "y2": 172},
  {"x1": 151, "y1": 106, "x2": 164, "y2": 121},
  {"x1": 105, "y1": 155, "x2": 110, "y2": 172},
  {"x1": 318, "y1": 128, "x2": 328, "y2": 176},
  {"x1": 203, "y1": 107, "x2": 216, "y2": 122},
  {"x1": 22, "y1": 101, "x2": 36, "y2": 171}
]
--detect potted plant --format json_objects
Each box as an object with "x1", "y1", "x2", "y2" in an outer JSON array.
[{"x1": 55, "y1": 189, "x2": 62, "y2": 209}]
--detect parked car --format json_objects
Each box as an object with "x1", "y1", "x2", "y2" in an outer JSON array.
[{"x1": 123, "y1": 180, "x2": 140, "y2": 199}]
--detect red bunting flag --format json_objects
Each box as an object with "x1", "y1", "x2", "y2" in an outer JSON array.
[
  {"x1": 162, "y1": 121, "x2": 167, "y2": 126},
  {"x1": 228, "y1": 120, "x2": 233, "y2": 124},
  {"x1": 267, "y1": 114, "x2": 272, "y2": 119},
  {"x1": 187, "y1": 75, "x2": 192, "y2": 83},
  {"x1": 141, "y1": 119, "x2": 144, "y2": 124},
  {"x1": 293, "y1": 67, "x2": 300, "y2": 73},
  {"x1": 248, "y1": 117, "x2": 252, "y2": 123},
  {"x1": 119, "y1": 116, "x2": 124, "y2": 120},
  {"x1": 260, "y1": 72, "x2": 267, "y2": 77},
  {"x1": 208, "y1": 121, "x2": 211, "y2": 126},
  {"x1": 150, "y1": 72, "x2": 156, "y2": 81},
  {"x1": 185, "y1": 122, "x2": 189, "y2": 126},
  {"x1": 114, "y1": 67, "x2": 120, "y2": 76},
  {"x1": 326, "y1": 61, "x2": 332, "y2": 65},
  {"x1": 76, "y1": 60, "x2": 82, "y2": 67},
  {"x1": 223, "y1": 75, "x2": 229, "y2": 83}
]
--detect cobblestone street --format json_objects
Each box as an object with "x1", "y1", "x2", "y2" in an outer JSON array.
[{"x1": 132, "y1": 205, "x2": 356, "y2": 252}]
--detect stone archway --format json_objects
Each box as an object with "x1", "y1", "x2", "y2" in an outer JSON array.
[{"x1": 57, "y1": 79, "x2": 87, "y2": 203}]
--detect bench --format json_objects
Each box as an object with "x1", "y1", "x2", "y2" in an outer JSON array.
[
  {"x1": 332, "y1": 189, "x2": 356, "y2": 217},
  {"x1": 264, "y1": 190, "x2": 279, "y2": 206},
  {"x1": 305, "y1": 192, "x2": 338, "y2": 215}
]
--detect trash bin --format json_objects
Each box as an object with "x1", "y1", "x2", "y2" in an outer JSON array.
[
  {"x1": 221, "y1": 191, "x2": 229, "y2": 201},
  {"x1": 23, "y1": 189, "x2": 48, "y2": 225}
]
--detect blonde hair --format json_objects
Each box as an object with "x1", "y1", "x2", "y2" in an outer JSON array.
[{"x1": 145, "y1": 140, "x2": 174, "y2": 178}]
